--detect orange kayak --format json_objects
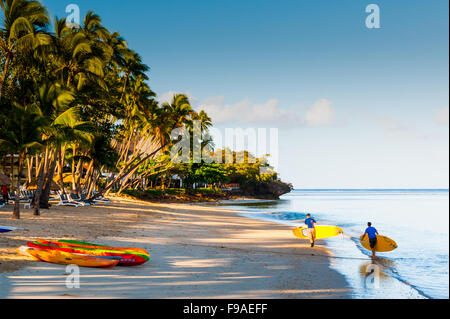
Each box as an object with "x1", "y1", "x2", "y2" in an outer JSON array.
[
  {"x1": 30, "y1": 240, "x2": 149, "y2": 266},
  {"x1": 51, "y1": 239, "x2": 150, "y2": 257},
  {"x1": 19, "y1": 246, "x2": 120, "y2": 268}
]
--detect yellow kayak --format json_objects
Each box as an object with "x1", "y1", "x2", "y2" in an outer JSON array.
[{"x1": 18, "y1": 246, "x2": 120, "y2": 268}]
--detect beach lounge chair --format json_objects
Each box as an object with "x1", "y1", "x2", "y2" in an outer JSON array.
[
  {"x1": 87, "y1": 192, "x2": 110, "y2": 203},
  {"x1": 8, "y1": 191, "x2": 15, "y2": 204},
  {"x1": 48, "y1": 190, "x2": 56, "y2": 201},
  {"x1": 26, "y1": 190, "x2": 35, "y2": 201},
  {"x1": 7, "y1": 190, "x2": 31, "y2": 204},
  {"x1": 68, "y1": 193, "x2": 91, "y2": 206},
  {"x1": 80, "y1": 193, "x2": 110, "y2": 204},
  {"x1": 56, "y1": 193, "x2": 82, "y2": 207},
  {"x1": 19, "y1": 190, "x2": 32, "y2": 203}
]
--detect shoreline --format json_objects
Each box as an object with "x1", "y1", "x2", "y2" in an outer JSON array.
[
  {"x1": 234, "y1": 210, "x2": 429, "y2": 299},
  {"x1": 1, "y1": 197, "x2": 350, "y2": 299},
  {"x1": 228, "y1": 192, "x2": 434, "y2": 299}
]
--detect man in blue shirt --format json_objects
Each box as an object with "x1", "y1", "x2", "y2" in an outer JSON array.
[
  {"x1": 305, "y1": 214, "x2": 317, "y2": 247},
  {"x1": 362, "y1": 222, "x2": 379, "y2": 259}
]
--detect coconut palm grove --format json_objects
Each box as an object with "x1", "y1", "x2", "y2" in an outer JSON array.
[{"x1": 0, "y1": 0, "x2": 292, "y2": 220}]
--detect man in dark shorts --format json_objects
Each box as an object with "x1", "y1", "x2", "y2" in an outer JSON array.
[{"x1": 362, "y1": 222, "x2": 379, "y2": 259}]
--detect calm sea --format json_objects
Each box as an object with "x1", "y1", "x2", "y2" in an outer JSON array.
[{"x1": 220, "y1": 189, "x2": 449, "y2": 299}]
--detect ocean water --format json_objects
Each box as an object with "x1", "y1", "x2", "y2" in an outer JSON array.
[{"x1": 219, "y1": 189, "x2": 449, "y2": 299}]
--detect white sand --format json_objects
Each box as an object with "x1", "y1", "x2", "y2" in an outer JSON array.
[{"x1": 0, "y1": 197, "x2": 350, "y2": 299}]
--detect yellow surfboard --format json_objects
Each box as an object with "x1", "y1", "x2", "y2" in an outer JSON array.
[
  {"x1": 293, "y1": 225, "x2": 343, "y2": 240},
  {"x1": 360, "y1": 235, "x2": 398, "y2": 252}
]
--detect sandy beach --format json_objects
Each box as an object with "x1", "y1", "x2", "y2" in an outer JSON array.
[{"x1": 0, "y1": 197, "x2": 350, "y2": 299}]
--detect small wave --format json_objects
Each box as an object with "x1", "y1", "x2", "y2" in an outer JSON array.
[
  {"x1": 237, "y1": 211, "x2": 309, "y2": 226},
  {"x1": 237, "y1": 213, "x2": 301, "y2": 227},
  {"x1": 349, "y1": 236, "x2": 433, "y2": 299},
  {"x1": 378, "y1": 260, "x2": 433, "y2": 299},
  {"x1": 225, "y1": 200, "x2": 448, "y2": 299}
]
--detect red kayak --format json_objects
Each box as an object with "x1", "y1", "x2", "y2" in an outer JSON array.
[{"x1": 27, "y1": 241, "x2": 148, "y2": 266}]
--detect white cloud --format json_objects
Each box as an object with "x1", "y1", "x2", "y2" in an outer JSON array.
[
  {"x1": 305, "y1": 99, "x2": 336, "y2": 127},
  {"x1": 435, "y1": 107, "x2": 449, "y2": 126},
  {"x1": 158, "y1": 91, "x2": 338, "y2": 129},
  {"x1": 195, "y1": 96, "x2": 336, "y2": 128}
]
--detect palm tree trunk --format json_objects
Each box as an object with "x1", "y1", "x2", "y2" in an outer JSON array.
[
  {"x1": 33, "y1": 156, "x2": 46, "y2": 216},
  {"x1": 123, "y1": 132, "x2": 134, "y2": 162},
  {"x1": 87, "y1": 171, "x2": 98, "y2": 198},
  {"x1": 35, "y1": 155, "x2": 42, "y2": 177},
  {"x1": 58, "y1": 145, "x2": 66, "y2": 195},
  {"x1": 83, "y1": 160, "x2": 94, "y2": 193},
  {"x1": 26, "y1": 156, "x2": 32, "y2": 184},
  {"x1": 91, "y1": 144, "x2": 166, "y2": 200},
  {"x1": 119, "y1": 129, "x2": 134, "y2": 162},
  {"x1": 118, "y1": 164, "x2": 166, "y2": 194},
  {"x1": 34, "y1": 153, "x2": 41, "y2": 180},
  {"x1": 12, "y1": 154, "x2": 23, "y2": 220},
  {"x1": 33, "y1": 148, "x2": 50, "y2": 216},
  {"x1": 40, "y1": 149, "x2": 58, "y2": 209},
  {"x1": 71, "y1": 145, "x2": 76, "y2": 191},
  {"x1": 75, "y1": 158, "x2": 83, "y2": 194}
]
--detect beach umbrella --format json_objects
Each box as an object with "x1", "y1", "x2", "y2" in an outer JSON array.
[
  {"x1": 0, "y1": 173, "x2": 12, "y2": 186},
  {"x1": 24, "y1": 178, "x2": 60, "y2": 191},
  {"x1": 54, "y1": 173, "x2": 85, "y2": 185}
]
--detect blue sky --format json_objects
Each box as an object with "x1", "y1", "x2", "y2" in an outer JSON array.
[{"x1": 41, "y1": 0, "x2": 449, "y2": 188}]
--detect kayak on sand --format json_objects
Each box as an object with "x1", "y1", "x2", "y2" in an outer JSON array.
[
  {"x1": 18, "y1": 246, "x2": 120, "y2": 268},
  {"x1": 0, "y1": 226, "x2": 25, "y2": 233},
  {"x1": 54, "y1": 239, "x2": 150, "y2": 257},
  {"x1": 35, "y1": 238, "x2": 150, "y2": 260},
  {"x1": 28, "y1": 241, "x2": 149, "y2": 266}
]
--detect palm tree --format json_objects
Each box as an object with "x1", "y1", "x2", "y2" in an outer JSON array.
[
  {"x1": 83, "y1": 134, "x2": 118, "y2": 198},
  {"x1": 91, "y1": 94, "x2": 195, "y2": 199},
  {"x1": 192, "y1": 110, "x2": 213, "y2": 131},
  {"x1": 52, "y1": 107, "x2": 93, "y2": 195},
  {"x1": 104, "y1": 31, "x2": 127, "y2": 69},
  {"x1": 82, "y1": 11, "x2": 108, "y2": 41},
  {"x1": 44, "y1": 16, "x2": 109, "y2": 197},
  {"x1": 38, "y1": 102, "x2": 93, "y2": 211},
  {"x1": 0, "y1": 0, "x2": 50, "y2": 99},
  {"x1": 0, "y1": 102, "x2": 43, "y2": 219},
  {"x1": 191, "y1": 109, "x2": 213, "y2": 162},
  {"x1": 0, "y1": 4, "x2": 223, "y2": 204},
  {"x1": 117, "y1": 75, "x2": 156, "y2": 162},
  {"x1": 29, "y1": 82, "x2": 72, "y2": 214},
  {"x1": 51, "y1": 17, "x2": 105, "y2": 91},
  {"x1": 152, "y1": 94, "x2": 195, "y2": 149},
  {"x1": 118, "y1": 49, "x2": 149, "y2": 103},
  {"x1": 30, "y1": 81, "x2": 94, "y2": 213},
  {"x1": 80, "y1": 11, "x2": 112, "y2": 71}
]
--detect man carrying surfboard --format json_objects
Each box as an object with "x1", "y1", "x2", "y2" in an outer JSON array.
[
  {"x1": 305, "y1": 214, "x2": 317, "y2": 247},
  {"x1": 362, "y1": 222, "x2": 379, "y2": 259}
]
